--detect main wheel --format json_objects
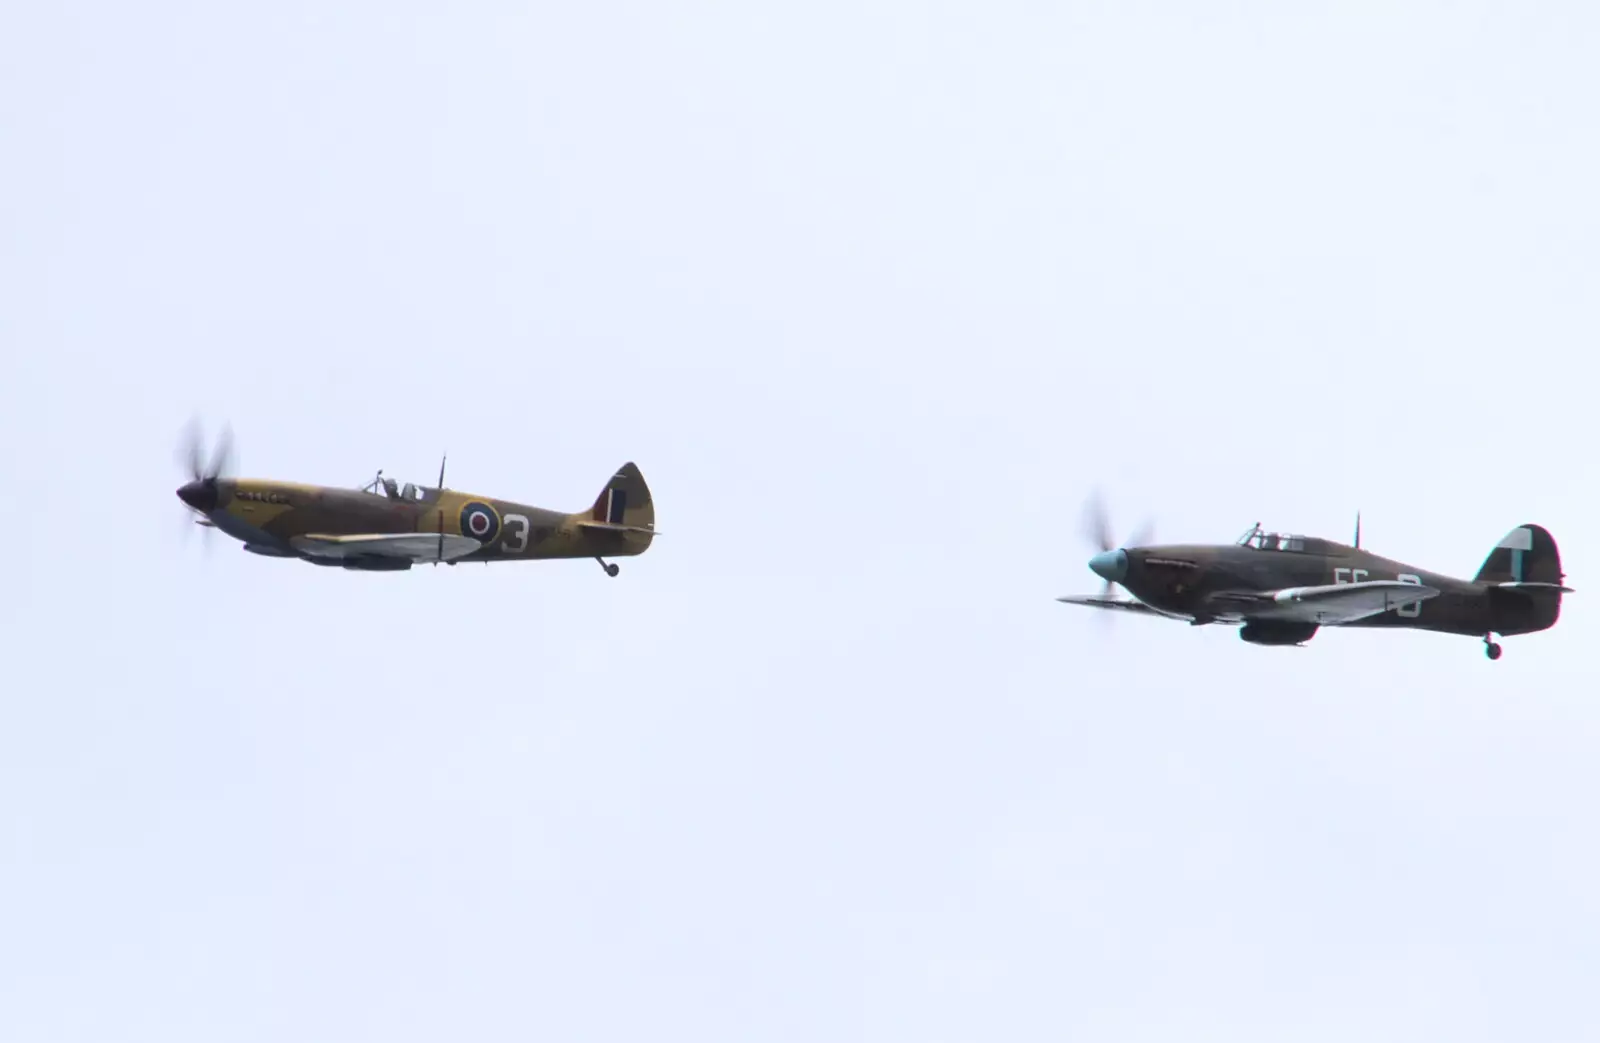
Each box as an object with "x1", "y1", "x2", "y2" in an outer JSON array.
[
  {"x1": 1486, "y1": 641, "x2": 1502, "y2": 660},
  {"x1": 605, "y1": 563, "x2": 620, "y2": 577}
]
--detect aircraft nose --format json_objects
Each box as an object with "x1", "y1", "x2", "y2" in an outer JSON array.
[
  {"x1": 176, "y1": 479, "x2": 216, "y2": 511},
  {"x1": 1088, "y1": 548, "x2": 1128, "y2": 582}
]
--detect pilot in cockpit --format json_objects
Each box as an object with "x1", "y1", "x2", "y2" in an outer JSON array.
[{"x1": 382, "y1": 477, "x2": 400, "y2": 498}]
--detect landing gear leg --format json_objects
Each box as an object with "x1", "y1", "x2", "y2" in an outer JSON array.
[
  {"x1": 1484, "y1": 634, "x2": 1502, "y2": 660},
  {"x1": 596, "y1": 556, "x2": 619, "y2": 577}
]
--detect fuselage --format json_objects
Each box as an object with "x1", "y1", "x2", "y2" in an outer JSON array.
[
  {"x1": 178, "y1": 476, "x2": 651, "y2": 565},
  {"x1": 1114, "y1": 539, "x2": 1558, "y2": 637}
]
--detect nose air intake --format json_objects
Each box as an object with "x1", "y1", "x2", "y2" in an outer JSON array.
[{"x1": 1089, "y1": 548, "x2": 1127, "y2": 583}]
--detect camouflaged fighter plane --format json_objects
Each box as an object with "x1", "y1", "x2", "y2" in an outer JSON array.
[
  {"x1": 1058, "y1": 497, "x2": 1570, "y2": 659},
  {"x1": 174, "y1": 424, "x2": 656, "y2": 574}
]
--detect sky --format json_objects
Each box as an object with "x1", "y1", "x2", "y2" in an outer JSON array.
[{"x1": 3, "y1": 1, "x2": 1599, "y2": 1039}]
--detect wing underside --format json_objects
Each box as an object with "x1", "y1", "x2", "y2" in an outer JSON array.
[
  {"x1": 1057, "y1": 579, "x2": 1439, "y2": 626},
  {"x1": 290, "y1": 532, "x2": 483, "y2": 563},
  {"x1": 1207, "y1": 579, "x2": 1440, "y2": 624}
]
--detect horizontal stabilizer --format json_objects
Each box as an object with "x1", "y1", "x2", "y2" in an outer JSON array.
[
  {"x1": 1493, "y1": 581, "x2": 1574, "y2": 593},
  {"x1": 577, "y1": 521, "x2": 659, "y2": 536},
  {"x1": 291, "y1": 532, "x2": 482, "y2": 563}
]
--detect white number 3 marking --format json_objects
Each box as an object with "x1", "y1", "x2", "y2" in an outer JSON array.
[{"x1": 503, "y1": 513, "x2": 530, "y2": 553}]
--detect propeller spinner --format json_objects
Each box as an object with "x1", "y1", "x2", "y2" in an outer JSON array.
[
  {"x1": 1080, "y1": 492, "x2": 1154, "y2": 598},
  {"x1": 175, "y1": 419, "x2": 234, "y2": 541}
]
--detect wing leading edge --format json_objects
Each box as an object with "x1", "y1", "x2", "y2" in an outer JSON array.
[{"x1": 1054, "y1": 594, "x2": 1225, "y2": 624}]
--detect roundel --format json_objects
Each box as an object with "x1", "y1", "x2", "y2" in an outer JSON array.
[{"x1": 459, "y1": 501, "x2": 501, "y2": 544}]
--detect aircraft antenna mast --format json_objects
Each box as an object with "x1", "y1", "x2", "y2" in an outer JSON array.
[
  {"x1": 1354, "y1": 511, "x2": 1361, "y2": 549},
  {"x1": 434, "y1": 453, "x2": 447, "y2": 565}
]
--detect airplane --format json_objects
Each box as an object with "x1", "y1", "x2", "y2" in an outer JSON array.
[
  {"x1": 1057, "y1": 499, "x2": 1570, "y2": 659},
  {"x1": 174, "y1": 423, "x2": 656, "y2": 574}
]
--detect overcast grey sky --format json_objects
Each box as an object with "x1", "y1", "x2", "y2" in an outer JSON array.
[{"x1": 4, "y1": 2, "x2": 1598, "y2": 1040}]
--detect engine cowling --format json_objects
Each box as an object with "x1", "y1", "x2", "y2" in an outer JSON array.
[{"x1": 1239, "y1": 620, "x2": 1319, "y2": 645}]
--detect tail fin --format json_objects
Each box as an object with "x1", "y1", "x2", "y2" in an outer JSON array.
[
  {"x1": 578, "y1": 462, "x2": 657, "y2": 544},
  {"x1": 1475, "y1": 523, "x2": 1568, "y2": 588}
]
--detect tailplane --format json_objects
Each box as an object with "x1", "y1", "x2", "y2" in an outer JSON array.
[{"x1": 1474, "y1": 523, "x2": 1571, "y2": 591}]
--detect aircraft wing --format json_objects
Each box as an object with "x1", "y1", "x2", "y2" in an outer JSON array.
[
  {"x1": 290, "y1": 532, "x2": 482, "y2": 563},
  {"x1": 1054, "y1": 594, "x2": 1224, "y2": 623},
  {"x1": 1206, "y1": 579, "x2": 1439, "y2": 625}
]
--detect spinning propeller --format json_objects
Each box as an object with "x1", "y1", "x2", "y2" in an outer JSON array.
[
  {"x1": 175, "y1": 419, "x2": 235, "y2": 545},
  {"x1": 1080, "y1": 491, "x2": 1154, "y2": 598}
]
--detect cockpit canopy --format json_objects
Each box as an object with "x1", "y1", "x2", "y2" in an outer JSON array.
[
  {"x1": 1235, "y1": 522, "x2": 1308, "y2": 553},
  {"x1": 362, "y1": 471, "x2": 440, "y2": 504}
]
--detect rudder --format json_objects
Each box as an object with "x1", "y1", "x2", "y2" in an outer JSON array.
[
  {"x1": 587, "y1": 461, "x2": 656, "y2": 535},
  {"x1": 1475, "y1": 524, "x2": 1565, "y2": 586}
]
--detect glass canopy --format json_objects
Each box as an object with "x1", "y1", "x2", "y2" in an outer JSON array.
[{"x1": 1235, "y1": 522, "x2": 1308, "y2": 553}]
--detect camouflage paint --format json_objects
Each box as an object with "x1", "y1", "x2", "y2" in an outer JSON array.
[
  {"x1": 178, "y1": 463, "x2": 656, "y2": 575},
  {"x1": 1061, "y1": 522, "x2": 1569, "y2": 659}
]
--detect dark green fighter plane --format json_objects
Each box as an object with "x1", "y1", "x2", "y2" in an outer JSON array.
[{"x1": 1058, "y1": 499, "x2": 1571, "y2": 659}]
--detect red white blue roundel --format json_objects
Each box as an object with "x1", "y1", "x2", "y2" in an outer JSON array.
[{"x1": 459, "y1": 501, "x2": 501, "y2": 544}]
